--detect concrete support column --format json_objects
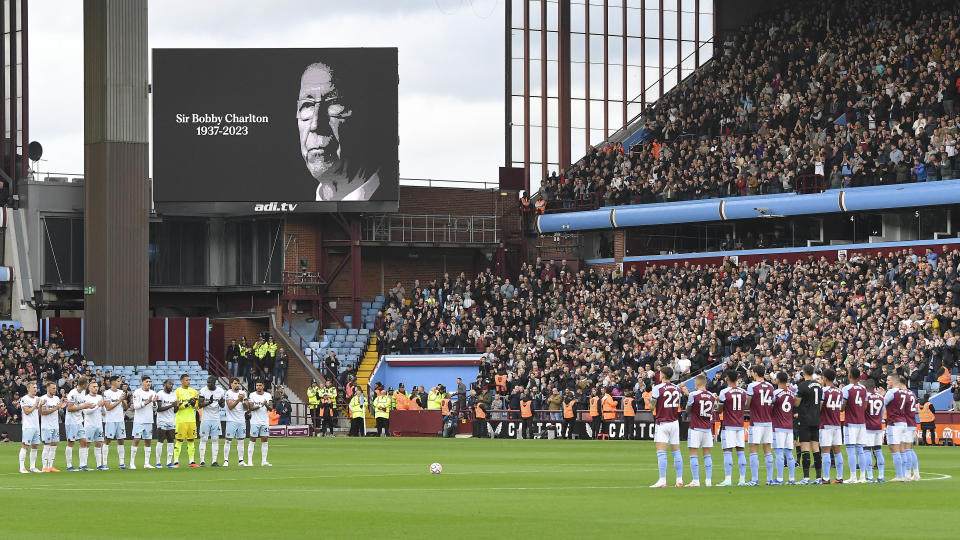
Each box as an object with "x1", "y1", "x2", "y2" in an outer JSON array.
[{"x1": 83, "y1": 0, "x2": 149, "y2": 366}]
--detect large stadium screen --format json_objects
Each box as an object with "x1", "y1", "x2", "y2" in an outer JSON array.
[{"x1": 152, "y1": 48, "x2": 399, "y2": 214}]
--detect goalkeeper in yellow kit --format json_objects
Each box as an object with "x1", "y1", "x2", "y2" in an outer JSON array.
[{"x1": 173, "y1": 374, "x2": 200, "y2": 468}]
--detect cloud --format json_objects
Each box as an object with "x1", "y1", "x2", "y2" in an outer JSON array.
[
  {"x1": 29, "y1": 0, "x2": 505, "y2": 182},
  {"x1": 399, "y1": 94, "x2": 502, "y2": 182}
]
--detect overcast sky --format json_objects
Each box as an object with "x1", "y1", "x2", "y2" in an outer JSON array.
[{"x1": 29, "y1": 0, "x2": 504, "y2": 184}]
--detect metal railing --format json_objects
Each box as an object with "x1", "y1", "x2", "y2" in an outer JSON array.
[
  {"x1": 30, "y1": 171, "x2": 86, "y2": 183},
  {"x1": 28, "y1": 173, "x2": 496, "y2": 191},
  {"x1": 399, "y1": 177, "x2": 499, "y2": 190},
  {"x1": 201, "y1": 348, "x2": 229, "y2": 378},
  {"x1": 279, "y1": 313, "x2": 342, "y2": 389},
  {"x1": 361, "y1": 213, "x2": 500, "y2": 244}
]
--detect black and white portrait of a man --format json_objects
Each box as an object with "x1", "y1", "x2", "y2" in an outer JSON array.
[{"x1": 297, "y1": 60, "x2": 381, "y2": 201}]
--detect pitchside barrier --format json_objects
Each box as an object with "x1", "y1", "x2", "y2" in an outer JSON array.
[{"x1": 480, "y1": 415, "x2": 673, "y2": 440}]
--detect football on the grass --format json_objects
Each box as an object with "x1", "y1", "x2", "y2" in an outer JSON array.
[{"x1": 430, "y1": 462, "x2": 443, "y2": 474}]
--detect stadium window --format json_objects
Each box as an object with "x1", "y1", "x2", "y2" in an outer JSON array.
[
  {"x1": 42, "y1": 216, "x2": 84, "y2": 286},
  {"x1": 149, "y1": 220, "x2": 208, "y2": 286}
]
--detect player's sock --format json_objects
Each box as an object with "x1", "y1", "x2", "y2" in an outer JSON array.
[
  {"x1": 154, "y1": 441, "x2": 162, "y2": 462},
  {"x1": 187, "y1": 440, "x2": 196, "y2": 463},
  {"x1": 144, "y1": 445, "x2": 152, "y2": 466},
  {"x1": 18, "y1": 447, "x2": 26, "y2": 470},
  {"x1": 248, "y1": 442, "x2": 255, "y2": 465},
  {"x1": 167, "y1": 442, "x2": 175, "y2": 464},
  {"x1": 130, "y1": 445, "x2": 138, "y2": 464},
  {"x1": 672, "y1": 450, "x2": 683, "y2": 482},
  {"x1": 94, "y1": 446, "x2": 103, "y2": 468},
  {"x1": 795, "y1": 445, "x2": 802, "y2": 466},
  {"x1": 211, "y1": 436, "x2": 220, "y2": 463},
  {"x1": 833, "y1": 452, "x2": 843, "y2": 479},
  {"x1": 737, "y1": 451, "x2": 747, "y2": 482},
  {"x1": 174, "y1": 440, "x2": 182, "y2": 463},
  {"x1": 821, "y1": 451, "x2": 832, "y2": 480},
  {"x1": 79, "y1": 446, "x2": 88, "y2": 468},
  {"x1": 689, "y1": 454, "x2": 700, "y2": 483},
  {"x1": 656, "y1": 450, "x2": 667, "y2": 480},
  {"x1": 801, "y1": 451, "x2": 810, "y2": 479},
  {"x1": 704, "y1": 454, "x2": 713, "y2": 482},
  {"x1": 261, "y1": 441, "x2": 269, "y2": 463},
  {"x1": 749, "y1": 452, "x2": 759, "y2": 483},
  {"x1": 117, "y1": 445, "x2": 125, "y2": 466},
  {"x1": 858, "y1": 445, "x2": 870, "y2": 479},
  {"x1": 773, "y1": 449, "x2": 784, "y2": 481},
  {"x1": 101, "y1": 445, "x2": 109, "y2": 468},
  {"x1": 40, "y1": 446, "x2": 49, "y2": 468},
  {"x1": 65, "y1": 446, "x2": 73, "y2": 469},
  {"x1": 873, "y1": 448, "x2": 885, "y2": 479},
  {"x1": 813, "y1": 451, "x2": 822, "y2": 478},
  {"x1": 723, "y1": 451, "x2": 732, "y2": 481},
  {"x1": 236, "y1": 439, "x2": 245, "y2": 462},
  {"x1": 199, "y1": 438, "x2": 207, "y2": 462},
  {"x1": 907, "y1": 449, "x2": 919, "y2": 475},
  {"x1": 29, "y1": 448, "x2": 38, "y2": 469},
  {"x1": 786, "y1": 448, "x2": 796, "y2": 482},
  {"x1": 764, "y1": 452, "x2": 774, "y2": 483},
  {"x1": 224, "y1": 439, "x2": 232, "y2": 461},
  {"x1": 891, "y1": 451, "x2": 903, "y2": 478},
  {"x1": 846, "y1": 445, "x2": 858, "y2": 478}
]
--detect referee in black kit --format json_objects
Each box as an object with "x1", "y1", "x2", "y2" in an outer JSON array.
[{"x1": 794, "y1": 365, "x2": 823, "y2": 484}]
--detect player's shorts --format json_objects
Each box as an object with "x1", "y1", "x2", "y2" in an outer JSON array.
[
  {"x1": 86, "y1": 425, "x2": 104, "y2": 443},
  {"x1": 65, "y1": 424, "x2": 86, "y2": 442},
  {"x1": 131, "y1": 423, "x2": 153, "y2": 440},
  {"x1": 21, "y1": 428, "x2": 41, "y2": 446},
  {"x1": 819, "y1": 427, "x2": 842, "y2": 447},
  {"x1": 104, "y1": 421, "x2": 127, "y2": 440},
  {"x1": 796, "y1": 424, "x2": 818, "y2": 443},
  {"x1": 886, "y1": 423, "x2": 908, "y2": 446},
  {"x1": 773, "y1": 429, "x2": 794, "y2": 449},
  {"x1": 687, "y1": 428, "x2": 714, "y2": 448},
  {"x1": 721, "y1": 427, "x2": 745, "y2": 449},
  {"x1": 199, "y1": 420, "x2": 222, "y2": 438},
  {"x1": 157, "y1": 421, "x2": 175, "y2": 432},
  {"x1": 749, "y1": 424, "x2": 773, "y2": 445},
  {"x1": 844, "y1": 424, "x2": 867, "y2": 446},
  {"x1": 175, "y1": 422, "x2": 198, "y2": 440},
  {"x1": 249, "y1": 424, "x2": 271, "y2": 438},
  {"x1": 225, "y1": 421, "x2": 246, "y2": 439},
  {"x1": 41, "y1": 428, "x2": 60, "y2": 444},
  {"x1": 865, "y1": 430, "x2": 884, "y2": 447}
]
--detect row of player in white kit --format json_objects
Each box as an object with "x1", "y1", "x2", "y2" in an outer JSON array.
[{"x1": 16, "y1": 376, "x2": 273, "y2": 473}]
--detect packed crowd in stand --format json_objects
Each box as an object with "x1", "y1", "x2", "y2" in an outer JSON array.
[
  {"x1": 376, "y1": 248, "x2": 960, "y2": 417},
  {"x1": 540, "y1": 0, "x2": 960, "y2": 209}
]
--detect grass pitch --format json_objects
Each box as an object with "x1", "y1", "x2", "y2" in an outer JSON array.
[{"x1": 0, "y1": 438, "x2": 955, "y2": 539}]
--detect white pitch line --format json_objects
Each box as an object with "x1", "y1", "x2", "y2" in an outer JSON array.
[
  {"x1": 0, "y1": 467, "x2": 657, "y2": 487},
  {"x1": 918, "y1": 472, "x2": 951, "y2": 481}
]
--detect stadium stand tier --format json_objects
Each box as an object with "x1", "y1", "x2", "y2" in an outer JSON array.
[
  {"x1": 538, "y1": 0, "x2": 960, "y2": 210},
  {"x1": 376, "y1": 247, "x2": 959, "y2": 409}
]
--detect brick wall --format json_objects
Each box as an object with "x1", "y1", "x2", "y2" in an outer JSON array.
[
  {"x1": 398, "y1": 186, "x2": 503, "y2": 216},
  {"x1": 216, "y1": 317, "x2": 269, "y2": 346},
  {"x1": 283, "y1": 215, "x2": 319, "y2": 273},
  {"x1": 613, "y1": 230, "x2": 625, "y2": 263},
  {"x1": 278, "y1": 185, "x2": 519, "y2": 323}
]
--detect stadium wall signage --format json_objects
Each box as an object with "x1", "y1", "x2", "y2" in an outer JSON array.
[{"x1": 481, "y1": 419, "x2": 688, "y2": 440}]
